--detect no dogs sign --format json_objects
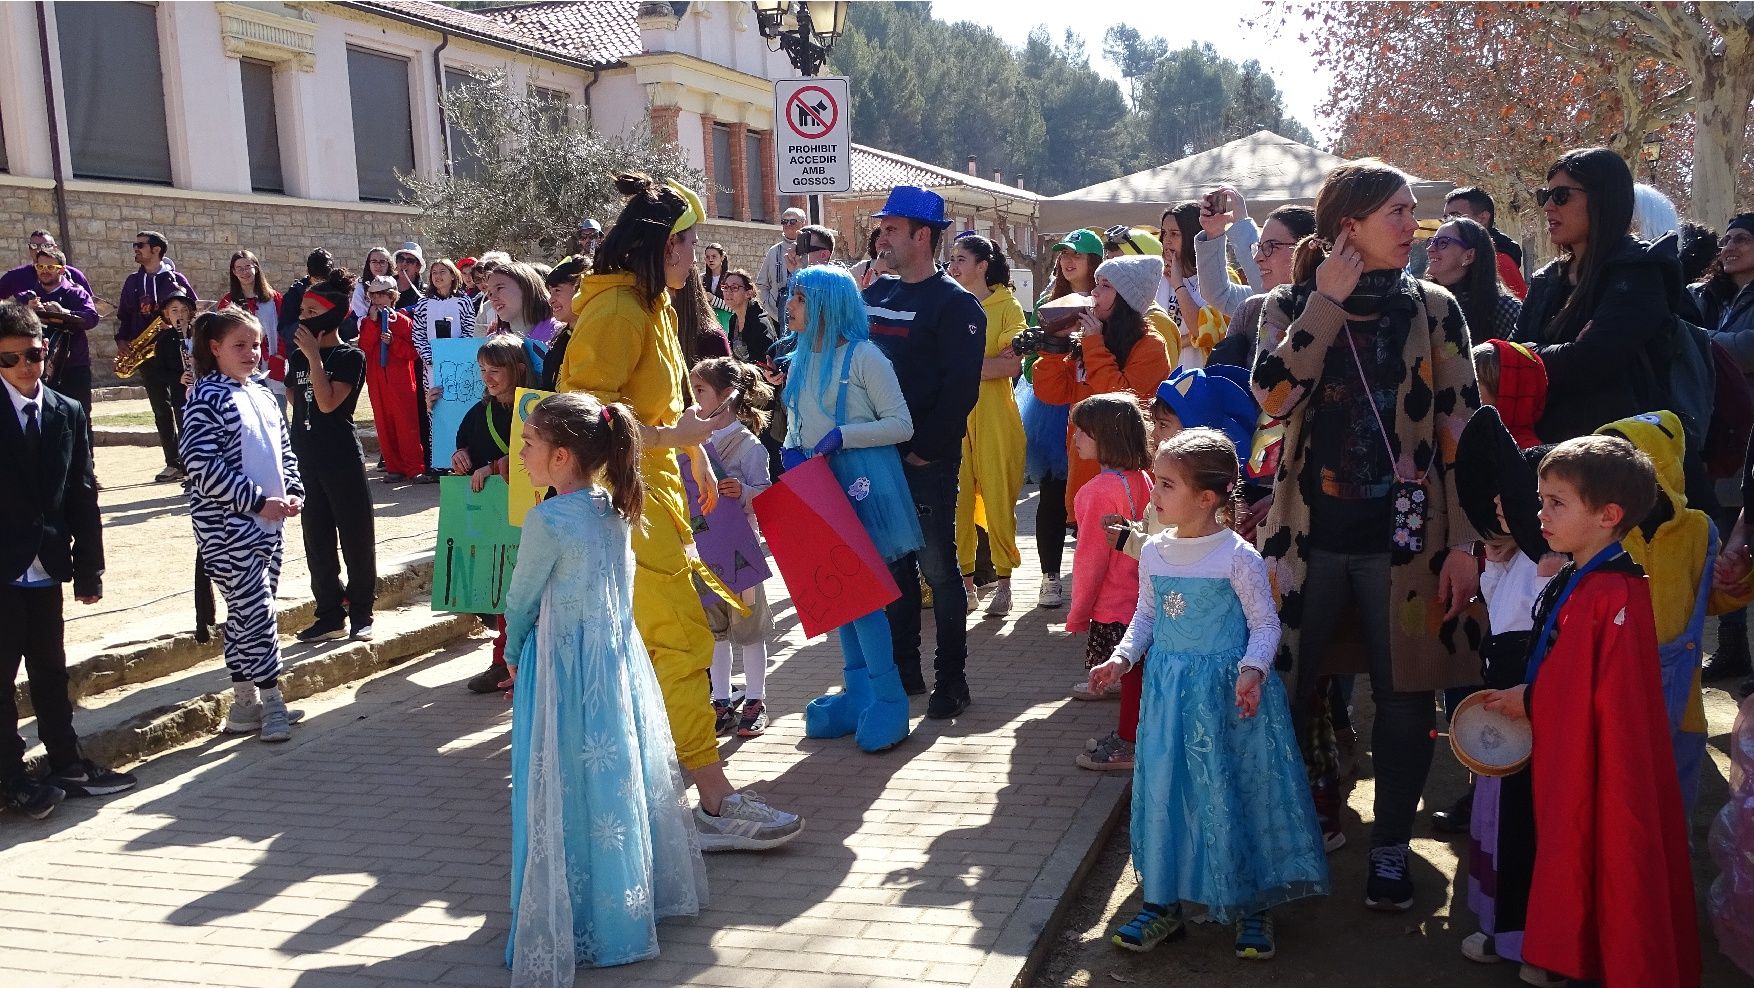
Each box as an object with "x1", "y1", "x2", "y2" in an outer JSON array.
[{"x1": 774, "y1": 77, "x2": 850, "y2": 194}]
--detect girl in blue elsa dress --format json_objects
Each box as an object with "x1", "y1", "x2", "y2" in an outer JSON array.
[
  {"x1": 1087, "y1": 427, "x2": 1328, "y2": 962},
  {"x1": 503, "y1": 392, "x2": 707, "y2": 984},
  {"x1": 779, "y1": 263, "x2": 921, "y2": 753}
]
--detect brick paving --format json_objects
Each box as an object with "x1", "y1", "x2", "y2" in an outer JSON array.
[{"x1": 0, "y1": 504, "x2": 1134, "y2": 987}]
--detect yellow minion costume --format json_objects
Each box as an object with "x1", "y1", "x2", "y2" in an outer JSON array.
[
  {"x1": 557, "y1": 181, "x2": 735, "y2": 771},
  {"x1": 1597, "y1": 410, "x2": 1752, "y2": 810},
  {"x1": 955, "y1": 284, "x2": 1028, "y2": 579}
]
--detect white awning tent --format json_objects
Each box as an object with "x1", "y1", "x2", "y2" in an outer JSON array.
[{"x1": 1037, "y1": 130, "x2": 1453, "y2": 235}]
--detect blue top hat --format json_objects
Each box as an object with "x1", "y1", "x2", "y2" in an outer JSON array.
[
  {"x1": 1155, "y1": 365, "x2": 1258, "y2": 461},
  {"x1": 872, "y1": 185, "x2": 950, "y2": 229}
]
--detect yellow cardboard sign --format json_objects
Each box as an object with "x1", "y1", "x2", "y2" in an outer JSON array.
[{"x1": 507, "y1": 387, "x2": 556, "y2": 526}]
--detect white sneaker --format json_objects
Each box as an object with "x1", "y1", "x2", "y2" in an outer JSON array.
[
  {"x1": 222, "y1": 700, "x2": 307, "y2": 735},
  {"x1": 694, "y1": 792, "x2": 804, "y2": 851},
  {"x1": 984, "y1": 579, "x2": 1011, "y2": 618},
  {"x1": 1038, "y1": 575, "x2": 1064, "y2": 609},
  {"x1": 1461, "y1": 932, "x2": 1502, "y2": 964},
  {"x1": 1323, "y1": 829, "x2": 1347, "y2": 853}
]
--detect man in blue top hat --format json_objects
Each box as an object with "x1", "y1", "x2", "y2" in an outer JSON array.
[{"x1": 864, "y1": 185, "x2": 986, "y2": 719}]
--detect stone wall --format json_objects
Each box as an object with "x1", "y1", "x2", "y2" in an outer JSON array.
[
  {"x1": 3, "y1": 181, "x2": 424, "y2": 385},
  {"x1": 695, "y1": 218, "x2": 784, "y2": 281}
]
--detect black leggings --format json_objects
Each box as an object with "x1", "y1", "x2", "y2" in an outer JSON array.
[{"x1": 1036, "y1": 472, "x2": 1069, "y2": 575}]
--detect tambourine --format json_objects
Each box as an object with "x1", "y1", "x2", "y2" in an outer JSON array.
[{"x1": 1448, "y1": 691, "x2": 1532, "y2": 777}]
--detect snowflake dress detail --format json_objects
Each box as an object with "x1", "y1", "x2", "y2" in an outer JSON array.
[
  {"x1": 505, "y1": 490, "x2": 707, "y2": 982},
  {"x1": 1118, "y1": 528, "x2": 1329, "y2": 922}
]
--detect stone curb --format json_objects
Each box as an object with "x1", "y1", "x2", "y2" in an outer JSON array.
[
  {"x1": 92, "y1": 385, "x2": 146, "y2": 402},
  {"x1": 17, "y1": 553, "x2": 435, "y2": 718},
  {"x1": 27, "y1": 610, "x2": 479, "y2": 775},
  {"x1": 970, "y1": 774, "x2": 1131, "y2": 988}
]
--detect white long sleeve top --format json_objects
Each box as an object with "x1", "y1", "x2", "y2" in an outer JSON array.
[{"x1": 1112, "y1": 528, "x2": 1281, "y2": 676}]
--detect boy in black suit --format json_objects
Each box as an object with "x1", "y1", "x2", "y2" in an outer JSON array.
[{"x1": 0, "y1": 300, "x2": 134, "y2": 820}]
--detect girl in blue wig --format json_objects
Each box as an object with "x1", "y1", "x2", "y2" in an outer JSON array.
[{"x1": 780, "y1": 264, "x2": 921, "y2": 752}]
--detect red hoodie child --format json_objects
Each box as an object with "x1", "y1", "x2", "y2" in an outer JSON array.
[{"x1": 361, "y1": 278, "x2": 422, "y2": 479}]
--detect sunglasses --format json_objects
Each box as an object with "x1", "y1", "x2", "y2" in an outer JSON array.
[
  {"x1": 782, "y1": 218, "x2": 803, "y2": 226},
  {"x1": 1252, "y1": 238, "x2": 1295, "y2": 259},
  {"x1": 1425, "y1": 235, "x2": 1468, "y2": 253},
  {"x1": 1103, "y1": 224, "x2": 1150, "y2": 255},
  {"x1": 132, "y1": 242, "x2": 152, "y2": 250},
  {"x1": 1534, "y1": 186, "x2": 1585, "y2": 208},
  {"x1": 0, "y1": 346, "x2": 47, "y2": 368},
  {"x1": 1720, "y1": 232, "x2": 1754, "y2": 248}
]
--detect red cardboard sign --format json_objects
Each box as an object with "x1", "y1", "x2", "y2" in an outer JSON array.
[{"x1": 752, "y1": 456, "x2": 899, "y2": 638}]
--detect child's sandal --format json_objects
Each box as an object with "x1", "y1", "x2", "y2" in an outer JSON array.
[{"x1": 1110, "y1": 905, "x2": 1183, "y2": 952}]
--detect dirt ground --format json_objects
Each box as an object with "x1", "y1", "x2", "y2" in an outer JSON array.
[
  {"x1": 74, "y1": 407, "x2": 439, "y2": 653},
  {"x1": 1033, "y1": 682, "x2": 1750, "y2": 987}
]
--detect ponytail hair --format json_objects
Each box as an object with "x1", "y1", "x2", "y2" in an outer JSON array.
[
  {"x1": 952, "y1": 233, "x2": 1011, "y2": 288},
  {"x1": 526, "y1": 393, "x2": 646, "y2": 523},
  {"x1": 191, "y1": 305, "x2": 262, "y2": 379},
  {"x1": 1291, "y1": 161, "x2": 1411, "y2": 285},
  {"x1": 594, "y1": 171, "x2": 689, "y2": 309},
  {"x1": 1156, "y1": 426, "x2": 1243, "y2": 529},
  {"x1": 691, "y1": 356, "x2": 774, "y2": 433}
]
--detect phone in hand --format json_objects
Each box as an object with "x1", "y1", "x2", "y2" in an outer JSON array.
[{"x1": 435, "y1": 317, "x2": 452, "y2": 340}]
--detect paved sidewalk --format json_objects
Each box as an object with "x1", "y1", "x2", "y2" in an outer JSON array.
[{"x1": 0, "y1": 506, "x2": 1133, "y2": 987}]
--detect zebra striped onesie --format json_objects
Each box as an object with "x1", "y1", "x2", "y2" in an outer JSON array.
[{"x1": 179, "y1": 371, "x2": 304, "y2": 686}]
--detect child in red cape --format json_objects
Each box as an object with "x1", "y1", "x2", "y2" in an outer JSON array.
[{"x1": 1482, "y1": 434, "x2": 1699, "y2": 988}]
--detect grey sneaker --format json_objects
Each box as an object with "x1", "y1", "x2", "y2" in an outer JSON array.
[
  {"x1": 222, "y1": 700, "x2": 306, "y2": 735},
  {"x1": 258, "y1": 690, "x2": 292, "y2": 743},
  {"x1": 1037, "y1": 574, "x2": 1064, "y2": 609},
  {"x1": 984, "y1": 579, "x2": 1011, "y2": 619},
  {"x1": 694, "y1": 792, "x2": 803, "y2": 851}
]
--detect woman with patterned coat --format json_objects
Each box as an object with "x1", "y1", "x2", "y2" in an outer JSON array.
[{"x1": 1250, "y1": 162, "x2": 1483, "y2": 914}]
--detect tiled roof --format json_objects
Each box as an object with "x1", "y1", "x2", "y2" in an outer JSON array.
[
  {"x1": 850, "y1": 144, "x2": 1042, "y2": 202},
  {"x1": 338, "y1": 0, "x2": 638, "y2": 67},
  {"x1": 474, "y1": 2, "x2": 643, "y2": 63}
]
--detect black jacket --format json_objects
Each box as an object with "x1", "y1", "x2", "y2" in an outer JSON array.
[
  {"x1": 1, "y1": 383, "x2": 103, "y2": 597},
  {"x1": 731, "y1": 302, "x2": 778, "y2": 365},
  {"x1": 1512, "y1": 236, "x2": 1685, "y2": 443}
]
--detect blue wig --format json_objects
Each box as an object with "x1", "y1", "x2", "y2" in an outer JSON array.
[{"x1": 782, "y1": 264, "x2": 870, "y2": 427}]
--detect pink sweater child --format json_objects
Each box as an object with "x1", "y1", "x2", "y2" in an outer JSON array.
[{"x1": 1066, "y1": 468, "x2": 1152, "y2": 633}]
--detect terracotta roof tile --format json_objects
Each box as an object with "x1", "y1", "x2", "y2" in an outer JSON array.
[
  {"x1": 850, "y1": 144, "x2": 1041, "y2": 201},
  {"x1": 475, "y1": 1, "x2": 643, "y2": 63}
]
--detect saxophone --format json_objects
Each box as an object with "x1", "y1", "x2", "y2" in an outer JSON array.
[{"x1": 114, "y1": 315, "x2": 167, "y2": 379}]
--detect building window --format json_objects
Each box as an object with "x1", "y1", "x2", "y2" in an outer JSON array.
[
  {"x1": 348, "y1": 46, "x2": 416, "y2": 202},
  {"x1": 531, "y1": 86, "x2": 569, "y2": 133},
  {"x1": 57, "y1": 1, "x2": 172, "y2": 184},
  {"x1": 442, "y1": 68, "x2": 489, "y2": 181},
  {"x1": 711, "y1": 123, "x2": 735, "y2": 219},
  {"x1": 240, "y1": 59, "x2": 284, "y2": 193},
  {"x1": 744, "y1": 131, "x2": 766, "y2": 222}
]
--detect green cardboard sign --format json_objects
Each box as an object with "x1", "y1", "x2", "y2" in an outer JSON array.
[{"x1": 434, "y1": 475, "x2": 520, "y2": 614}]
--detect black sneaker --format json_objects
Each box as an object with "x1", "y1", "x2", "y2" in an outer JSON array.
[
  {"x1": 1365, "y1": 844, "x2": 1415, "y2": 911},
  {"x1": 1704, "y1": 620, "x2": 1751, "y2": 681},
  {"x1": 295, "y1": 621, "x2": 347, "y2": 643},
  {"x1": 3, "y1": 777, "x2": 65, "y2": 820},
  {"x1": 1431, "y1": 788, "x2": 1473, "y2": 834},
  {"x1": 467, "y1": 665, "x2": 510, "y2": 694},
  {"x1": 50, "y1": 759, "x2": 138, "y2": 798},
  {"x1": 925, "y1": 683, "x2": 970, "y2": 720}
]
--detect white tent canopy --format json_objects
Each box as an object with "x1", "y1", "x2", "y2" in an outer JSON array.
[{"x1": 1038, "y1": 130, "x2": 1453, "y2": 235}]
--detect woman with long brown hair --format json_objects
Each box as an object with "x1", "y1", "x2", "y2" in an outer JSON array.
[
  {"x1": 1251, "y1": 161, "x2": 1482, "y2": 909},
  {"x1": 218, "y1": 249, "x2": 288, "y2": 408},
  {"x1": 557, "y1": 172, "x2": 802, "y2": 851}
]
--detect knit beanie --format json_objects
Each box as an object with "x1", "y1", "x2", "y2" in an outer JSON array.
[
  {"x1": 1095, "y1": 255, "x2": 1164, "y2": 316},
  {"x1": 1729, "y1": 213, "x2": 1754, "y2": 238}
]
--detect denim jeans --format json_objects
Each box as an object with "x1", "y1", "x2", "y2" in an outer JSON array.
[
  {"x1": 886, "y1": 456, "x2": 968, "y2": 691},
  {"x1": 1291, "y1": 548, "x2": 1435, "y2": 848}
]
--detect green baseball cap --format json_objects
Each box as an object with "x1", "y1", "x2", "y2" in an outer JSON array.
[{"x1": 1052, "y1": 229, "x2": 1104, "y2": 256}]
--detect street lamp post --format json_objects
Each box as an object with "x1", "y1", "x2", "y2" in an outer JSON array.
[
  {"x1": 753, "y1": 1, "x2": 847, "y2": 223},
  {"x1": 1639, "y1": 133, "x2": 1664, "y2": 185}
]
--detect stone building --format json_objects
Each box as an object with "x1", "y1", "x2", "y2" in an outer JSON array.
[{"x1": 0, "y1": 0, "x2": 796, "y2": 381}]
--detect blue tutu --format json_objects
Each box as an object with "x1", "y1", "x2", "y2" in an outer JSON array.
[
  {"x1": 1016, "y1": 375, "x2": 1069, "y2": 480},
  {"x1": 828, "y1": 445, "x2": 921, "y2": 563}
]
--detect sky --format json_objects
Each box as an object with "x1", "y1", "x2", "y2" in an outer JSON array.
[{"x1": 936, "y1": 0, "x2": 1332, "y2": 144}]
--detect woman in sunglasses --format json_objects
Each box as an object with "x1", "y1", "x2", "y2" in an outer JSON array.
[
  {"x1": 1423, "y1": 217, "x2": 1520, "y2": 342},
  {"x1": 1205, "y1": 203, "x2": 1315, "y2": 370},
  {"x1": 1511, "y1": 146, "x2": 1678, "y2": 443}
]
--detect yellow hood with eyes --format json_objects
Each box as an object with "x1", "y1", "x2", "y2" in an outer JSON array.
[{"x1": 1598, "y1": 410, "x2": 1687, "y2": 508}]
